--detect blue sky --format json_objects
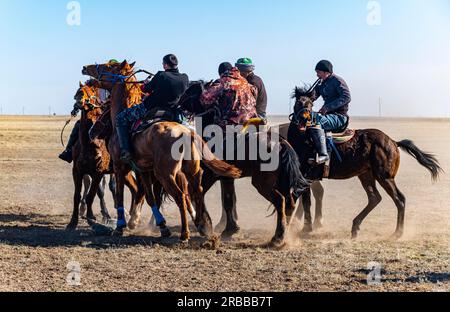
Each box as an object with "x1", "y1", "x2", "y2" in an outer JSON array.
[{"x1": 1, "y1": 0, "x2": 449, "y2": 116}]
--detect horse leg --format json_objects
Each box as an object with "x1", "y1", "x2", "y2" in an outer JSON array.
[
  {"x1": 160, "y1": 173, "x2": 190, "y2": 241},
  {"x1": 84, "y1": 174, "x2": 103, "y2": 223},
  {"x1": 270, "y1": 189, "x2": 287, "y2": 247},
  {"x1": 114, "y1": 170, "x2": 127, "y2": 232},
  {"x1": 67, "y1": 169, "x2": 83, "y2": 230},
  {"x1": 140, "y1": 172, "x2": 171, "y2": 238},
  {"x1": 301, "y1": 189, "x2": 314, "y2": 234},
  {"x1": 97, "y1": 176, "x2": 111, "y2": 221},
  {"x1": 220, "y1": 178, "x2": 240, "y2": 238},
  {"x1": 188, "y1": 169, "x2": 213, "y2": 237},
  {"x1": 124, "y1": 172, "x2": 145, "y2": 230},
  {"x1": 376, "y1": 178, "x2": 406, "y2": 239},
  {"x1": 312, "y1": 181, "x2": 325, "y2": 229},
  {"x1": 352, "y1": 173, "x2": 382, "y2": 239},
  {"x1": 198, "y1": 170, "x2": 220, "y2": 232},
  {"x1": 108, "y1": 174, "x2": 118, "y2": 210},
  {"x1": 80, "y1": 175, "x2": 91, "y2": 218},
  {"x1": 296, "y1": 195, "x2": 305, "y2": 222}
]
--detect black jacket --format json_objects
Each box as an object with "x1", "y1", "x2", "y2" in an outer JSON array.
[
  {"x1": 313, "y1": 74, "x2": 351, "y2": 116},
  {"x1": 246, "y1": 73, "x2": 267, "y2": 119},
  {"x1": 143, "y1": 68, "x2": 189, "y2": 110}
]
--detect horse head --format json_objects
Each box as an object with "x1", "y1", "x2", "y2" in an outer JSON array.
[
  {"x1": 82, "y1": 60, "x2": 136, "y2": 89},
  {"x1": 74, "y1": 81, "x2": 105, "y2": 122},
  {"x1": 291, "y1": 85, "x2": 316, "y2": 129},
  {"x1": 178, "y1": 81, "x2": 208, "y2": 118}
]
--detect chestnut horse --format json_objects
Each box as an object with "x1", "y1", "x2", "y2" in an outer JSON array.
[
  {"x1": 289, "y1": 85, "x2": 442, "y2": 239},
  {"x1": 83, "y1": 60, "x2": 241, "y2": 241}
]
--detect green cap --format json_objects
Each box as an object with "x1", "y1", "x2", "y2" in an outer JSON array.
[
  {"x1": 108, "y1": 59, "x2": 119, "y2": 64},
  {"x1": 236, "y1": 58, "x2": 253, "y2": 66}
]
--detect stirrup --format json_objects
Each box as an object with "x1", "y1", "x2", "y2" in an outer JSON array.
[{"x1": 308, "y1": 154, "x2": 329, "y2": 165}]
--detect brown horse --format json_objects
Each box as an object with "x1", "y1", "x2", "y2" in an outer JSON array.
[
  {"x1": 289, "y1": 85, "x2": 443, "y2": 239},
  {"x1": 66, "y1": 82, "x2": 113, "y2": 230},
  {"x1": 178, "y1": 82, "x2": 310, "y2": 246},
  {"x1": 82, "y1": 60, "x2": 241, "y2": 241}
]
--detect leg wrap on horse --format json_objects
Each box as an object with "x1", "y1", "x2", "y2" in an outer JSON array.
[
  {"x1": 116, "y1": 206, "x2": 127, "y2": 229},
  {"x1": 151, "y1": 205, "x2": 166, "y2": 227}
]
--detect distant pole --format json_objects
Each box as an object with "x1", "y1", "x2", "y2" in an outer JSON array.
[
  {"x1": 49, "y1": 106, "x2": 52, "y2": 116},
  {"x1": 22, "y1": 106, "x2": 25, "y2": 116},
  {"x1": 378, "y1": 97, "x2": 382, "y2": 117}
]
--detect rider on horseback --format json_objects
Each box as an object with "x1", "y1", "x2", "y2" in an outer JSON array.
[
  {"x1": 235, "y1": 58, "x2": 268, "y2": 124},
  {"x1": 310, "y1": 60, "x2": 351, "y2": 164},
  {"x1": 200, "y1": 65, "x2": 258, "y2": 129},
  {"x1": 59, "y1": 74, "x2": 113, "y2": 163},
  {"x1": 115, "y1": 54, "x2": 189, "y2": 164}
]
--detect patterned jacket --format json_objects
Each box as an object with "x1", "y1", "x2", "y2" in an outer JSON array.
[{"x1": 200, "y1": 68, "x2": 258, "y2": 128}]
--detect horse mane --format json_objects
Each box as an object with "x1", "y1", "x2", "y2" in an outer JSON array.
[
  {"x1": 292, "y1": 84, "x2": 313, "y2": 99},
  {"x1": 125, "y1": 75, "x2": 143, "y2": 107}
]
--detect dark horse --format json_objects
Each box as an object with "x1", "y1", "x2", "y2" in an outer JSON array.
[
  {"x1": 178, "y1": 82, "x2": 310, "y2": 246},
  {"x1": 288, "y1": 85, "x2": 442, "y2": 239},
  {"x1": 67, "y1": 82, "x2": 114, "y2": 230}
]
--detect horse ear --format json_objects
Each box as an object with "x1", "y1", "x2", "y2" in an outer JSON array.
[
  {"x1": 129, "y1": 61, "x2": 136, "y2": 68},
  {"x1": 120, "y1": 60, "x2": 128, "y2": 69},
  {"x1": 79, "y1": 81, "x2": 84, "y2": 88}
]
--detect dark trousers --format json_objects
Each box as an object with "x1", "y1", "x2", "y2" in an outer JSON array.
[{"x1": 66, "y1": 120, "x2": 81, "y2": 150}]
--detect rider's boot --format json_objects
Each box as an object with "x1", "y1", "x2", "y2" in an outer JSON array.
[
  {"x1": 116, "y1": 124, "x2": 133, "y2": 164},
  {"x1": 59, "y1": 122, "x2": 80, "y2": 163},
  {"x1": 308, "y1": 127, "x2": 329, "y2": 165}
]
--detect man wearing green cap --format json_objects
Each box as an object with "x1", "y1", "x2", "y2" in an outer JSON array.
[
  {"x1": 213, "y1": 58, "x2": 267, "y2": 233},
  {"x1": 236, "y1": 58, "x2": 267, "y2": 123}
]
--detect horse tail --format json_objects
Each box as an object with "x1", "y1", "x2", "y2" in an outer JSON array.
[
  {"x1": 191, "y1": 133, "x2": 242, "y2": 179},
  {"x1": 397, "y1": 140, "x2": 443, "y2": 181},
  {"x1": 278, "y1": 139, "x2": 310, "y2": 196}
]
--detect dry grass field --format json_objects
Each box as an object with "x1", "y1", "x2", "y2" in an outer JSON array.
[{"x1": 0, "y1": 115, "x2": 448, "y2": 291}]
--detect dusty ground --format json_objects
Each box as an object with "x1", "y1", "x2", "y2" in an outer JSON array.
[{"x1": 0, "y1": 115, "x2": 448, "y2": 292}]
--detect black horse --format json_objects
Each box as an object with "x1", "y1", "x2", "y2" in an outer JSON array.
[{"x1": 178, "y1": 82, "x2": 310, "y2": 247}]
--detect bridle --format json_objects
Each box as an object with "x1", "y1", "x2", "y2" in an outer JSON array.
[{"x1": 94, "y1": 64, "x2": 154, "y2": 84}]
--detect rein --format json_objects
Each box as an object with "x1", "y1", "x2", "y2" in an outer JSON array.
[
  {"x1": 60, "y1": 117, "x2": 73, "y2": 147},
  {"x1": 94, "y1": 65, "x2": 154, "y2": 84}
]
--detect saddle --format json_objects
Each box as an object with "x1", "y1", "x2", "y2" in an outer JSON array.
[
  {"x1": 131, "y1": 108, "x2": 180, "y2": 137},
  {"x1": 330, "y1": 129, "x2": 355, "y2": 145},
  {"x1": 319, "y1": 129, "x2": 355, "y2": 179}
]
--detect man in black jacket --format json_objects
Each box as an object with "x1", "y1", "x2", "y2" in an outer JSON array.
[
  {"x1": 115, "y1": 54, "x2": 189, "y2": 163},
  {"x1": 310, "y1": 60, "x2": 351, "y2": 164},
  {"x1": 236, "y1": 58, "x2": 268, "y2": 123}
]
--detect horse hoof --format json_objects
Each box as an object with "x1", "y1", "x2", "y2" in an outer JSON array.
[
  {"x1": 389, "y1": 232, "x2": 403, "y2": 241},
  {"x1": 179, "y1": 235, "x2": 190, "y2": 243},
  {"x1": 112, "y1": 229, "x2": 124, "y2": 237},
  {"x1": 301, "y1": 225, "x2": 313, "y2": 234},
  {"x1": 160, "y1": 227, "x2": 172, "y2": 238},
  {"x1": 269, "y1": 237, "x2": 287, "y2": 249},
  {"x1": 198, "y1": 224, "x2": 214, "y2": 238},
  {"x1": 221, "y1": 227, "x2": 240, "y2": 238},
  {"x1": 214, "y1": 223, "x2": 226, "y2": 233},
  {"x1": 66, "y1": 223, "x2": 77, "y2": 231},
  {"x1": 128, "y1": 219, "x2": 139, "y2": 230},
  {"x1": 313, "y1": 222, "x2": 323, "y2": 230}
]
